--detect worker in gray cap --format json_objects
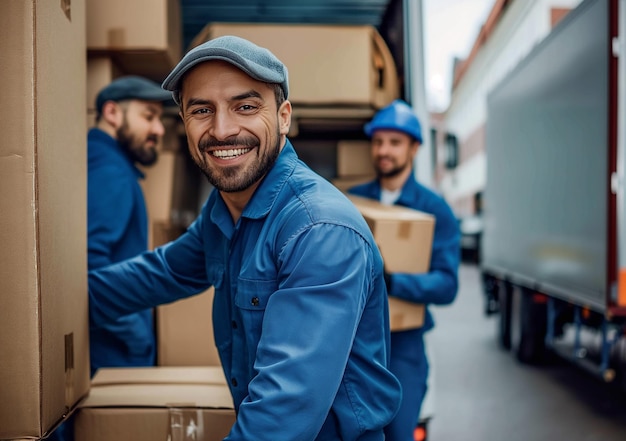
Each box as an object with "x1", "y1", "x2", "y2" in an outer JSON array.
[
  {"x1": 87, "y1": 36, "x2": 402, "y2": 441},
  {"x1": 88, "y1": 76, "x2": 172, "y2": 376}
]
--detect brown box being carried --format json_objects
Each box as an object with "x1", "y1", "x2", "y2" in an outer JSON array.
[
  {"x1": 346, "y1": 195, "x2": 436, "y2": 331},
  {"x1": 74, "y1": 367, "x2": 236, "y2": 441},
  {"x1": 0, "y1": 1, "x2": 90, "y2": 438}
]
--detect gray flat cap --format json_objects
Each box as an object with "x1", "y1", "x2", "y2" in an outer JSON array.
[
  {"x1": 96, "y1": 76, "x2": 173, "y2": 113},
  {"x1": 162, "y1": 35, "x2": 289, "y2": 105}
]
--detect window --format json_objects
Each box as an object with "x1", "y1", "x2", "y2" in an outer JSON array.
[
  {"x1": 445, "y1": 133, "x2": 459, "y2": 169},
  {"x1": 430, "y1": 128, "x2": 437, "y2": 168}
]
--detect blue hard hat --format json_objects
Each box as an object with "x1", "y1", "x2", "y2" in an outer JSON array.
[{"x1": 364, "y1": 99, "x2": 423, "y2": 143}]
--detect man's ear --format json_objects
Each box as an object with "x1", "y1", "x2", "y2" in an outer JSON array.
[
  {"x1": 411, "y1": 140, "x2": 421, "y2": 156},
  {"x1": 100, "y1": 101, "x2": 124, "y2": 129},
  {"x1": 278, "y1": 100, "x2": 292, "y2": 136}
]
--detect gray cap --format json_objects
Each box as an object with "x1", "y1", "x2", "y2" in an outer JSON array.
[
  {"x1": 162, "y1": 35, "x2": 289, "y2": 105},
  {"x1": 96, "y1": 75, "x2": 173, "y2": 113}
]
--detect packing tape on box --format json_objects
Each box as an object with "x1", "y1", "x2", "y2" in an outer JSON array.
[
  {"x1": 64, "y1": 332, "x2": 75, "y2": 411},
  {"x1": 168, "y1": 407, "x2": 205, "y2": 441},
  {"x1": 397, "y1": 221, "x2": 411, "y2": 239}
]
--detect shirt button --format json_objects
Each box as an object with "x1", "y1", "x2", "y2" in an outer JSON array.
[
  {"x1": 231, "y1": 377, "x2": 238, "y2": 387},
  {"x1": 231, "y1": 320, "x2": 237, "y2": 329},
  {"x1": 251, "y1": 297, "x2": 260, "y2": 306}
]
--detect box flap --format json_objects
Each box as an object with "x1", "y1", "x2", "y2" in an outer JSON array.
[
  {"x1": 80, "y1": 384, "x2": 234, "y2": 409},
  {"x1": 346, "y1": 194, "x2": 435, "y2": 222},
  {"x1": 91, "y1": 366, "x2": 227, "y2": 387}
]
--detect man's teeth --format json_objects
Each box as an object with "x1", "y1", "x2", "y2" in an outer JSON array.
[{"x1": 211, "y1": 148, "x2": 252, "y2": 158}]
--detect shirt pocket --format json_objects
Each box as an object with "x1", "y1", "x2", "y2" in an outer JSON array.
[{"x1": 234, "y1": 278, "x2": 277, "y2": 340}]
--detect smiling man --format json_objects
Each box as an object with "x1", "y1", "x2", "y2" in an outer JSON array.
[{"x1": 87, "y1": 36, "x2": 402, "y2": 440}]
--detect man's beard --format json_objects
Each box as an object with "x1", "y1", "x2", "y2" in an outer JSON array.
[
  {"x1": 375, "y1": 158, "x2": 409, "y2": 179},
  {"x1": 193, "y1": 130, "x2": 281, "y2": 193},
  {"x1": 117, "y1": 120, "x2": 159, "y2": 167}
]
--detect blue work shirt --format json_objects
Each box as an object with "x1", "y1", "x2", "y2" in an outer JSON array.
[
  {"x1": 87, "y1": 128, "x2": 155, "y2": 376},
  {"x1": 88, "y1": 141, "x2": 402, "y2": 441},
  {"x1": 348, "y1": 176, "x2": 460, "y2": 332}
]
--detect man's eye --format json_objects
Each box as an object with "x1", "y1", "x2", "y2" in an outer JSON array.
[
  {"x1": 238, "y1": 104, "x2": 256, "y2": 111},
  {"x1": 192, "y1": 108, "x2": 211, "y2": 115}
]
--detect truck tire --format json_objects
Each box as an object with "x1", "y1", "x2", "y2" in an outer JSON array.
[
  {"x1": 497, "y1": 280, "x2": 512, "y2": 350},
  {"x1": 510, "y1": 286, "x2": 547, "y2": 364},
  {"x1": 482, "y1": 272, "x2": 500, "y2": 316}
]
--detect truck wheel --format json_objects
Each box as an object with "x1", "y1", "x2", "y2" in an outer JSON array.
[
  {"x1": 510, "y1": 287, "x2": 547, "y2": 364},
  {"x1": 497, "y1": 280, "x2": 513, "y2": 350},
  {"x1": 482, "y1": 272, "x2": 500, "y2": 316}
]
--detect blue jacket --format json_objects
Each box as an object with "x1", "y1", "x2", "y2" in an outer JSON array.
[
  {"x1": 88, "y1": 141, "x2": 402, "y2": 441},
  {"x1": 87, "y1": 128, "x2": 155, "y2": 376},
  {"x1": 348, "y1": 176, "x2": 460, "y2": 332}
]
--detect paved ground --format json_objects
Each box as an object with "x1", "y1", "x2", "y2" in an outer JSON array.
[{"x1": 426, "y1": 264, "x2": 626, "y2": 441}]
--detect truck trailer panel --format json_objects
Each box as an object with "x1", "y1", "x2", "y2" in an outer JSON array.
[{"x1": 483, "y1": 0, "x2": 612, "y2": 313}]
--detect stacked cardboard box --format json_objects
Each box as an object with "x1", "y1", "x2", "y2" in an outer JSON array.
[
  {"x1": 74, "y1": 366, "x2": 235, "y2": 441},
  {"x1": 346, "y1": 195, "x2": 436, "y2": 331},
  {"x1": 0, "y1": 0, "x2": 90, "y2": 439},
  {"x1": 145, "y1": 176, "x2": 220, "y2": 369},
  {"x1": 190, "y1": 23, "x2": 399, "y2": 109},
  {"x1": 156, "y1": 287, "x2": 221, "y2": 367},
  {"x1": 332, "y1": 140, "x2": 376, "y2": 191},
  {"x1": 86, "y1": 0, "x2": 182, "y2": 82}
]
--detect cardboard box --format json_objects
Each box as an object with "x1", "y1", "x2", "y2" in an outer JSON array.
[
  {"x1": 87, "y1": 56, "x2": 124, "y2": 113},
  {"x1": 86, "y1": 0, "x2": 182, "y2": 80},
  {"x1": 191, "y1": 23, "x2": 399, "y2": 108},
  {"x1": 346, "y1": 195, "x2": 436, "y2": 331},
  {"x1": 149, "y1": 220, "x2": 220, "y2": 368},
  {"x1": 157, "y1": 288, "x2": 222, "y2": 367},
  {"x1": 337, "y1": 140, "x2": 375, "y2": 177},
  {"x1": 0, "y1": 1, "x2": 90, "y2": 438},
  {"x1": 75, "y1": 367, "x2": 235, "y2": 441},
  {"x1": 388, "y1": 297, "x2": 426, "y2": 330}
]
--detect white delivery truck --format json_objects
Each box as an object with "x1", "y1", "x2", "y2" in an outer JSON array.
[{"x1": 481, "y1": 0, "x2": 626, "y2": 388}]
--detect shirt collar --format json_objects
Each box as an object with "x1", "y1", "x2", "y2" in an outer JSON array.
[{"x1": 240, "y1": 139, "x2": 298, "y2": 220}]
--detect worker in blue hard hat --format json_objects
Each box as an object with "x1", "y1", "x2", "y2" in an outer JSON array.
[{"x1": 349, "y1": 99, "x2": 461, "y2": 441}]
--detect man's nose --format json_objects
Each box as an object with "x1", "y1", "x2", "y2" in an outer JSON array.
[
  {"x1": 153, "y1": 119, "x2": 166, "y2": 137},
  {"x1": 210, "y1": 111, "x2": 239, "y2": 140},
  {"x1": 375, "y1": 142, "x2": 391, "y2": 154}
]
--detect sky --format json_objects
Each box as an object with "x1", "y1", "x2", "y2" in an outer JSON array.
[{"x1": 423, "y1": 0, "x2": 497, "y2": 112}]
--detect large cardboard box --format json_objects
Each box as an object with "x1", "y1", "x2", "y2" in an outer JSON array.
[
  {"x1": 149, "y1": 221, "x2": 220, "y2": 367},
  {"x1": 157, "y1": 288, "x2": 221, "y2": 367},
  {"x1": 346, "y1": 195, "x2": 436, "y2": 331},
  {"x1": 75, "y1": 367, "x2": 236, "y2": 441},
  {"x1": 191, "y1": 23, "x2": 399, "y2": 108},
  {"x1": 0, "y1": 0, "x2": 90, "y2": 438},
  {"x1": 86, "y1": 0, "x2": 182, "y2": 80},
  {"x1": 336, "y1": 140, "x2": 375, "y2": 177}
]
